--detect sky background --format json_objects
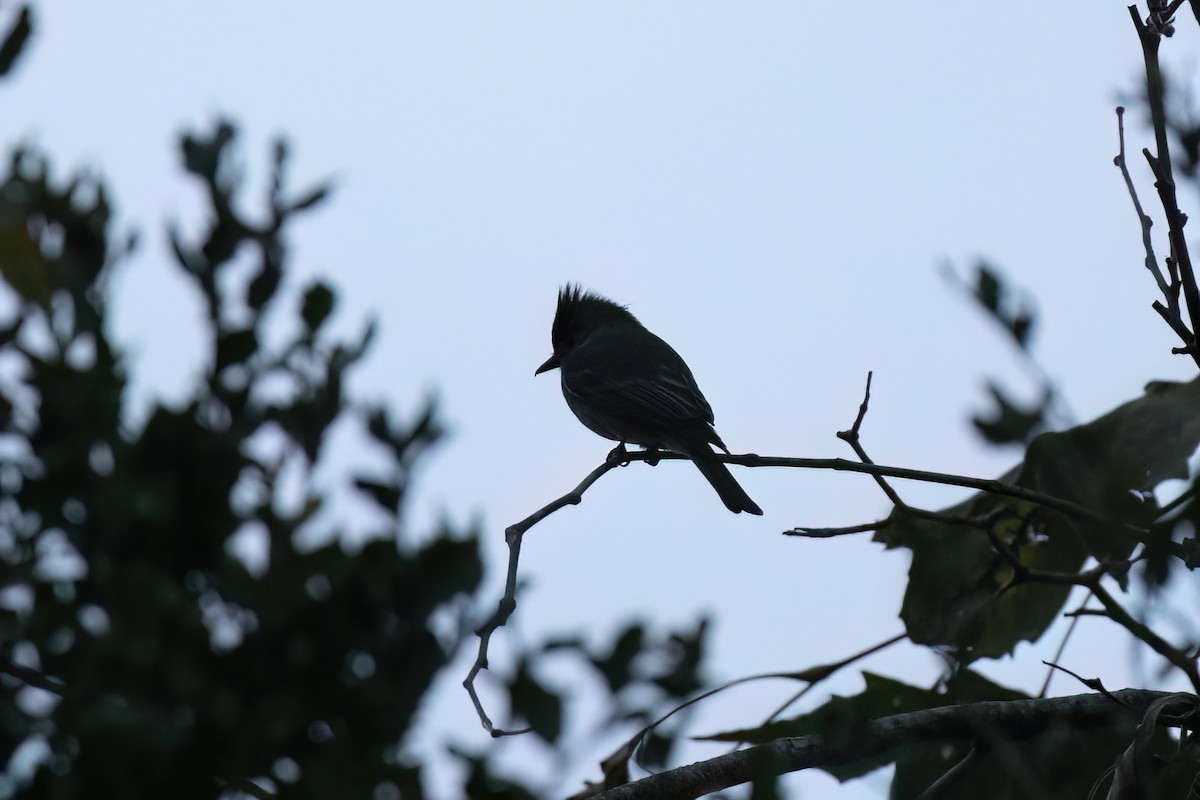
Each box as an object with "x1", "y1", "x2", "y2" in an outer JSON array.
[{"x1": 4, "y1": 3, "x2": 1199, "y2": 797}]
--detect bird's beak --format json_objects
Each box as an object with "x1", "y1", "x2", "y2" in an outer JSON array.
[{"x1": 535, "y1": 353, "x2": 560, "y2": 375}]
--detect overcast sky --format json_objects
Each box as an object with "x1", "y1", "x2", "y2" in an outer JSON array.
[{"x1": 4, "y1": 3, "x2": 1199, "y2": 797}]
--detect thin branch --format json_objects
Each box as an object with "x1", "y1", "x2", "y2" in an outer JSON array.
[
  {"x1": 469, "y1": 445, "x2": 1153, "y2": 732},
  {"x1": 588, "y1": 689, "x2": 1177, "y2": 800},
  {"x1": 1114, "y1": 106, "x2": 1172, "y2": 298},
  {"x1": 1130, "y1": 4, "x2": 1200, "y2": 368},
  {"x1": 1038, "y1": 590, "x2": 1092, "y2": 698},
  {"x1": 673, "y1": 451, "x2": 1145, "y2": 537},
  {"x1": 836, "y1": 371, "x2": 905, "y2": 508},
  {"x1": 0, "y1": 655, "x2": 65, "y2": 695},
  {"x1": 786, "y1": 520, "x2": 885, "y2": 538},
  {"x1": 1091, "y1": 580, "x2": 1200, "y2": 690},
  {"x1": 465, "y1": 457, "x2": 622, "y2": 736},
  {"x1": 755, "y1": 633, "x2": 907, "y2": 729},
  {"x1": 1040, "y1": 660, "x2": 1125, "y2": 705}
]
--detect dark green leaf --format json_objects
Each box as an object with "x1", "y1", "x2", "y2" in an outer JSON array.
[
  {"x1": 0, "y1": 6, "x2": 32, "y2": 78},
  {"x1": 510, "y1": 661, "x2": 563, "y2": 745},
  {"x1": 301, "y1": 282, "x2": 335, "y2": 333},
  {"x1": 972, "y1": 382, "x2": 1049, "y2": 446},
  {"x1": 289, "y1": 184, "x2": 331, "y2": 214},
  {"x1": 215, "y1": 327, "x2": 257, "y2": 371},
  {"x1": 975, "y1": 263, "x2": 1001, "y2": 313},
  {"x1": 879, "y1": 378, "x2": 1200, "y2": 661},
  {"x1": 353, "y1": 475, "x2": 401, "y2": 513},
  {"x1": 592, "y1": 622, "x2": 645, "y2": 694}
]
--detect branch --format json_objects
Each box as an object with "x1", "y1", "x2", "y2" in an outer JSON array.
[
  {"x1": 469, "y1": 446, "x2": 1150, "y2": 732},
  {"x1": 836, "y1": 371, "x2": 905, "y2": 508},
  {"x1": 588, "y1": 689, "x2": 1180, "y2": 800},
  {"x1": 673, "y1": 451, "x2": 1142, "y2": 536},
  {"x1": 1114, "y1": 106, "x2": 1172, "y2": 299},
  {"x1": 0, "y1": 655, "x2": 65, "y2": 695},
  {"x1": 1129, "y1": 4, "x2": 1200, "y2": 368},
  {"x1": 464, "y1": 457, "x2": 623, "y2": 736},
  {"x1": 1090, "y1": 581, "x2": 1200, "y2": 690}
]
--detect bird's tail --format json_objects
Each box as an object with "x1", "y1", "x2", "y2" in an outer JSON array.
[{"x1": 685, "y1": 447, "x2": 763, "y2": 515}]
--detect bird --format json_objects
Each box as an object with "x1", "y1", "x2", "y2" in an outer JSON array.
[{"x1": 535, "y1": 285, "x2": 762, "y2": 515}]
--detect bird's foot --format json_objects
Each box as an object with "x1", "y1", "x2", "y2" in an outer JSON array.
[
  {"x1": 643, "y1": 446, "x2": 662, "y2": 466},
  {"x1": 606, "y1": 443, "x2": 631, "y2": 466}
]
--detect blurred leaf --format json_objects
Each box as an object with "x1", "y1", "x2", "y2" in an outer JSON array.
[
  {"x1": 215, "y1": 327, "x2": 256, "y2": 371},
  {"x1": 972, "y1": 382, "x2": 1049, "y2": 446},
  {"x1": 454, "y1": 749, "x2": 539, "y2": 800},
  {"x1": 0, "y1": 6, "x2": 32, "y2": 78},
  {"x1": 960, "y1": 261, "x2": 1038, "y2": 350},
  {"x1": 289, "y1": 184, "x2": 331, "y2": 214},
  {"x1": 702, "y1": 671, "x2": 1024, "y2": 782},
  {"x1": 301, "y1": 282, "x2": 335, "y2": 334},
  {"x1": 0, "y1": 216, "x2": 51, "y2": 306},
  {"x1": 246, "y1": 248, "x2": 281, "y2": 311},
  {"x1": 181, "y1": 121, "x2": 235, "y2": 183},
  {"x1": 592, "y1": 622, "x2": 645, "y2": 694},
  {"x1": 352, "y1": 475, "x2": 401, "y2": 514},
  {"x1": 510, "y1": 659, "x2": 563, "y2": 745},
  {"x1": 651, "y1": 618, "x2": 706, "y2": 698},
  {"x1": 1182, "y1": 535, "x2": 1200, "y2": 570},
  {"x1": 976, "y1": 264, "x2": 1001, "y2": 313}
]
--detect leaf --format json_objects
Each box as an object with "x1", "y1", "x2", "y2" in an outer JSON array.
[
  {"x1": 0, "y1": 216, "x2": 51, "y2": 306},
  {"x1": 0, "y1": 6, "x2": 32, "y2": 78},
  {"x1": 591, "y1": 622, "x2": 644, "y2": 694},
  {"x1": 651, "y1": 618, "x2": 706, "y2": 699},
  {"x1": 964, "y1": 261, "x2": 1037, "y2": 350},
  {"x1": 701, "y1": 670, "x2": 1025, "y2": 784},
  {"x1": 289, "y1": 183, "x2": 331, "y2": 214},
  {"x1": 1182, "y1": 535, "x2": 1200, "y2": 570},
  {"x1": 215, "y1": 327, "x2": 257, "y2": 371},
  {"x1": 352, "y1": 475, "x2": 401, "y2": 514},
  {"x1": 878, "y1": 378, "x2": 1200, "y2": 662},
  {"x1": 300, "y1": 282, "x2": 335, "y2": 334},
  {"x1": 975, "y1": 263, "x2": 1001, "y2": 313},
  {"x1": 972, "y1": 382, "x2": 1049, "y2": 446},
  {"x1": 246, "y1": 248, "x2": 282, "y2": 311},
  {"x1": 510, "y1": 660, "x2": 562, "y2": 745}
]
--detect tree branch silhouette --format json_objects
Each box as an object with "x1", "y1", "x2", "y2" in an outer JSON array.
[
  {"x1": 587, "y1": 689, "x2": 1187, "y2": 800},
  {"x1": 466, "y1": 445, "x2": 1152, "y2": 732}
]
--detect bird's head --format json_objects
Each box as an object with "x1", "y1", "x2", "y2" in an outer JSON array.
[{"x1": 535, "y1": 284, "x2": 636, "y2": 375}]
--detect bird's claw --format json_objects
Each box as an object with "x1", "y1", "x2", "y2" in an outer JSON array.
[{"x1": 606, "y1": 443, "x2": 631, "y2": 466}]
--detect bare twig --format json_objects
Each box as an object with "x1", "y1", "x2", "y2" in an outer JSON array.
[
  {"x1": 1114, "y1": 106, "x2": 1172, "y2": 299},
  {"x1": 755, "y1": 632, "x2": 907, "y2": 729},
  {"x1": 786, "y1": 520, "x2": 886, "y2": 538},
  {"x1": 1040, "y1": 660, "x2": 1125, "y2": 705},
  {"x1": 1090, "y1": 580, "x2": 1200, "y2": 690},
  {"x1": 0, "y1": 655, "x2": 65, "y2": 695},
  {"x1": 836, "y1": 371, "x2": 905, "y2": 508},
  {"x1": 1038, "y1": 590, "x2": 1092, "y2": 698},
  {"x1": 468, "y1": 443, "x2": 1158, "y2": 732},
  {"x1": 464, "y1": 458, "x2": 623, "y2": 736},
  {"x1": 698, "y1": 451, "x2": 1144, "y2": 537},
  {"x1": 1129, "y1": 4, "x2": 1200, "y2": 368}
]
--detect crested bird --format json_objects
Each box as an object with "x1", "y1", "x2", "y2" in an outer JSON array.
[{"x1": 536, "y1": 285, "x2": 762, "y2": 515}]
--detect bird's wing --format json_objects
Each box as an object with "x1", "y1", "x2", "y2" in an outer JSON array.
[{"x1": 563, "y1": 353, "x2": 715, "y2": 426}]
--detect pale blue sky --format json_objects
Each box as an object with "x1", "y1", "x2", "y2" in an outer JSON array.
[{"x1": 3, "y1": 3, "x2": 1197, "y2": 797}]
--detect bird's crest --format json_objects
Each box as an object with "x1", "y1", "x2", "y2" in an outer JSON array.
[{"x1": 551, "y1": 284, "x2": 638, "y2": 350}]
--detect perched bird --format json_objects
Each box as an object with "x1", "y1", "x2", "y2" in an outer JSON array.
[{"x1": 536, "y1": 285, "x2": 762, "y2": 515}]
